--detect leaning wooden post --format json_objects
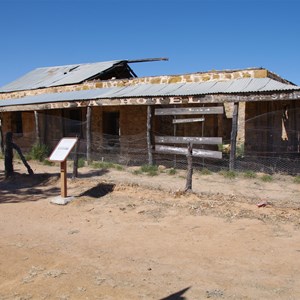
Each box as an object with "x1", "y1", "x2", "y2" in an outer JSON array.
[
  {"x1": 229, "y1": 102, "x2": 239, "y2": 170},
  {"x1": 34, "y1": 111, "x2": 40, "y2": 144},
  {"x1": 185, "y1": 143, "x2": 193, "y2": 192},
  {"x1": 147, "y1": 105, "x2": 153, "y2": 165},
  {"x1": 86, "y1": 106, "x2": 92, "y2": 165}
]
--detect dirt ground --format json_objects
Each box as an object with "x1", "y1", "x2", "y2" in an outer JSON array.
[{"x1": 0, "y1": 160, "x2": 300, "y2": 300}]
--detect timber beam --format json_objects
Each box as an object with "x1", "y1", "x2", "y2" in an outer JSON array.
[{"x1": 1, "y1": 90, "x2": 300, "y2": 112}]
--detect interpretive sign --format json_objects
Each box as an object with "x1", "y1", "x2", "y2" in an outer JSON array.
[
  {"x1": 49, "y1": 137, "x2": 78, "y2": 201},
  {"x1": 49, "y1": 137, "x2": 78, "y2": 162}
]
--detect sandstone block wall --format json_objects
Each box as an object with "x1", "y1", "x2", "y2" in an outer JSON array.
[{"x1": 0, "y1": 68, "x2": 282, "y2": 101}]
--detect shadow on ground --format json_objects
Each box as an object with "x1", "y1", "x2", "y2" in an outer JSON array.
[
  {"x1": 0, "y1": 172, "x2": 60, "y2": 204},
  {"x1": 79, "y1": 183, "x2": 115, "y2": 198},
  {"x1": 160, "y1": 287, "x2": 191, "y2": 300}
]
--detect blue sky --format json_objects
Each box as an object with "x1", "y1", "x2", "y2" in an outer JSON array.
[{"x1": 0, "y1": 0, "x2": 299, "y2": 87}]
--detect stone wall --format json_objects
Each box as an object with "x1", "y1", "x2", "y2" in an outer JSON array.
[{"x1": 0, "y1": 68, "x2": 283, "y2": 101}]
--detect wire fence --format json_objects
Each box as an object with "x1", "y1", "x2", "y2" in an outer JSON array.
[
  {"x1": 9, "y1": 131, "x2": 300, "y2": 176},
  {"x1": 3, "y1": 111, "x2": 300, "y2": 176}
]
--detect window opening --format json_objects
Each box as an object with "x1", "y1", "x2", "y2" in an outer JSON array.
[
  {"x1": 103, "y1": 111, "x2": 120, "y2": 151},
  {"x1": 11, "y1": 112, "x2": 23, "y2": 135},
  {"x1": 63, "y1": 109, "x2": 82, "y2": 137}
]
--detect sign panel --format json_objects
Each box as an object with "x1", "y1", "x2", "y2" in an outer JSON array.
[
  {"x1": 155, "y1": 136, "x2": 222, "y2": 145},
  {"x1": 172, "y1": 117, "x2": 205, "y2": 124},
  {"x1": 155, "y1": 145, "x2": 222, "y2": 159},
  {"x1": 155, "y1": 106, "x2": 224, "y2": 116},
  {"x1": 49, "y1": 137, "x2": 78, "y2": 162}
]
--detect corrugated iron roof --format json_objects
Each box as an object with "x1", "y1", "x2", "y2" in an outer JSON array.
[
  {"x1": 0, "y1": 78, "x2": 299, "y2": 108},
  {"x1": 0, "y1": 60, "x2": 124, "y2": 92}
]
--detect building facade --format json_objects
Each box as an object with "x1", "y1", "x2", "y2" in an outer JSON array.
[{"x1": 1, "y1": 60, "x2": 300, "y2": 171}]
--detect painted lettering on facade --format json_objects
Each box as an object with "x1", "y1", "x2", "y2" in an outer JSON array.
[{"x1": 1, "y1": 90, "x2": 300, "y2": 112}]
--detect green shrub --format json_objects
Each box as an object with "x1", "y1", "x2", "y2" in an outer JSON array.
[
  {"x1": 243, "y1": 170, "x2": 257, "y2": 179},
  {"x1": 293, "y1": 175, "x2": 300, "y2": 184},
  {"x1": 133, "y1": 169, "x2": 142, "y2": 175},
  {"x1": 92, "y1": 161, "x2": 114, "y2": 169},
  {"x1": 134, "y1": 164, "x2": 159, "y2": 176},
  {"x1": 219, "y1": 170, "x2": 237, "y2": 179},
  {"x1": 27, "y1": 143, "x2": 50, "y2": 162},
  {"x1": 199, "y1": 168, "x2": 212, "y2": 175},
  {"x1": 140, "y1": 164, "x2": 158, "y2": 173},
  {"x1": 91, "y1": 160, "x2": 124, "y2": 171},
  {"x1": 115, "y1": 164, "x2": 124, "y2": 171},
  {"x1": 147, "y1": 169, "x2": 158, "y2": 176},
  {"x1": 43, "y1": 159, "x2": 54, "y2": 166},
  {"x1": 167, "y1": 168, "x2": 177, "y2": 175},
  {"x1": 78, "y1": 157, "x2": 85, "y2": 168},
  {"x1": 236, "y1": 143, "x2": 245, "y2": 157},
  {"x1": 260, "y1": 174, "x2": 273, "y2": 182}
]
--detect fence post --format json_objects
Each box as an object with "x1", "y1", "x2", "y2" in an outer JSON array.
[
  {"x1": 34, "y1": 111, "x2": 40, "y2": 145},
  {"x1": 72, "y1": 137, "x2": 80, "y2": 178},
  {"x1": 86, "y1": 106, "x2": 92, "y2": 164},
  {"x1": 229, "y1": 103, "x2": 239, "y2": 170},
  {"x1": 147, "y1": 105, "x2": 153, "y2": 165},
  {"x1": 185, "y1": 143, "x2": 193, "y2": 192},
  {"x1": 0, "y1": 116, "x2": 3, "y2": 154}
]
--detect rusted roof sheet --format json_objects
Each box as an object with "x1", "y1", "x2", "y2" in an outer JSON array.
[
  {"x1": 0, "y1": 78, "x2": 299, "y2": 108},
  {"x1": 0, "y1": 60, "x2": 124, "y2": 92}
]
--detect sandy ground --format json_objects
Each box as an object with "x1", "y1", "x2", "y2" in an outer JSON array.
[{"x1": 0, "y1": 160, "x2": 300, "y2": 300}]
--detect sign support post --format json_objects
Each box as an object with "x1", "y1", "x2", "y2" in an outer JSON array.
[
  {"x1": 49, "y1": 137, "x2": 78, "y2": 204},
  {"x1": 60, "y1": 160, "x2": 67, "y2": 198}
]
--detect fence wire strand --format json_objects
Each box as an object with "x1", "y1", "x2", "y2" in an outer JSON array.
[{"x1": 5, "y1": 111, "x2": 300, "y2": 175}]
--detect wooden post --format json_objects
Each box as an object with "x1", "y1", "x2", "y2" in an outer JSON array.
[
  {"x1": 4, "y1": 132, "x2": 14, "y2": 178},
  {"x1": 173, "y1": 113, "x2": 177, "y2": 168},
  {"x1": 0, "y1": 116, "x2": 3, "y2": 154},
  {"x1": 13, "y1": 143, "x2": 34, "y2": 175},
  {"x1": 86, "y1": 106, "x2": 92, "y2": 164},
  {"x1": 43, "y1": 112, "x2": 48, "y2": 145},
  {"x1": 185, "y1": 143, "x2": 193, "y2": 192},
  {"x1": 229, "y1": 103, "x2": 239, "y2": 170},
  {"x1": 34, "y1": 111, "x2": 40, "y2": 144},
  {"x1": 60, "y1": 160, "x2": 67, "y2": 198},
  {"x1": 147, "y1": 105, "x2": 153, "y2": 165},
  {"x1": 72, "y1": 137, "x2": 80, "y2": 178},
  {"x1": 59, "y1": 109, "x2": 64, "y2": 139}
]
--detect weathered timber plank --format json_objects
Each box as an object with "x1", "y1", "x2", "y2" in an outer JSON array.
[
  {"x1": 229, "y1": 103, "x2": 238, "y2": 170},
  {"x1": 147, "y1": 105, "x2": 153, "y2": 165},
  {"x1": 155, "y1": 136, "x2": 222, "y2": 145},
  {"x1": 172, "y1": 117, "x2": 205, "y2": 124},
  {"x1": 155, "y1": 107, "x2": 223, "y2": 116},
  {"x1": 86, "y1": 106, "x2": 92, "y2": 164},
  {"x1": 155, "y1": 145, "x2": 222, "y2": 159},
  {"x1": 185, "y1": 143, "x2": 193, "y2": 192}
]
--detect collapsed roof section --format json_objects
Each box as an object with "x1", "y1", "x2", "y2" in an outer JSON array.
[{"x1": 0, "y1": 60, "x2": 137, "y2": 93}]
